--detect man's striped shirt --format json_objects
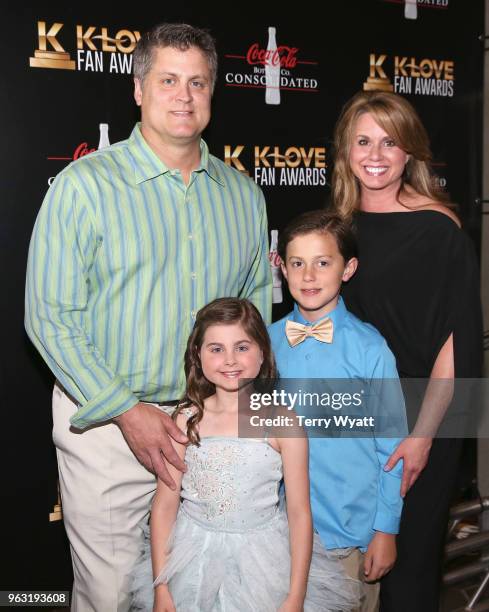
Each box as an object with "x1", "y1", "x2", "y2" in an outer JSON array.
[{"x1": 25, "y1": 124, "x2": 271, "y2": 428}]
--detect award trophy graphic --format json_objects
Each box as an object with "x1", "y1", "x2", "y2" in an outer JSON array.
[{"x1": 29, "y1": 21, "x2": 76, "y2": 70}]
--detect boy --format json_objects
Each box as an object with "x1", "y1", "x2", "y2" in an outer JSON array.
[{"x1": 268, "y1": 210, "x2": 406, "y2": 612}]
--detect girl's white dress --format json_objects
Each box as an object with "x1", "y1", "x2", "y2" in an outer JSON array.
[{"x1": 132, "y1": 436, "x2": 361, "y2": 611}]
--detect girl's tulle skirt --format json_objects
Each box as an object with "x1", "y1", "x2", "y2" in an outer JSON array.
[{"x1": 131, "y1": 509, "x2": 362, "y2": 611}]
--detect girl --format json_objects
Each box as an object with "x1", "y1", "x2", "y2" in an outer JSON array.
[{"x1": 132, "y1": 297, "x2": 360, "y2": 611}]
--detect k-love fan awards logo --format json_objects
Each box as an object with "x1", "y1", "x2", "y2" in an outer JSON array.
[
  {"x1": 224, "y1": 144, "x2": 327, "y2": 187},
  {"x1": 363, "y1": 53, "x2": 454, "y2": 97},
  {"x1": 382, "y1": 0, "x2": 449, "y2": 20},
  {"x1": 224, "y1": 26, "x2": 320, "y2": 105},
  {"x1": 29, "y1": 21, "x2": 140, "y2": 74}
]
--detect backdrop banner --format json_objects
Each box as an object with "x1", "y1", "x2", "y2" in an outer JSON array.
[{"x1": 2, "y1": 0, "x2": 484, "y2": 591}]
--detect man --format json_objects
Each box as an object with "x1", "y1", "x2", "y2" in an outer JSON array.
[{"x1": 25, "y1": 23, "x2": 271, "y2": 612}]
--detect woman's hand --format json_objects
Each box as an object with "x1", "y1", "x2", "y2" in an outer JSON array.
[{"x1": 384, "y1": 437, "x2": 432, "y2": 497}]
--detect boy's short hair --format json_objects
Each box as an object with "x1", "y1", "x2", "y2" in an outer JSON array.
[{"x1": 278, "y1": 210, "x2": 358, "y2": 262}]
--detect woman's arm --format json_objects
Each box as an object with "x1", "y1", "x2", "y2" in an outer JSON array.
[
  {"x1": 385, "y1": 334, "x2": 454, "y2": 496},
  {"x1": 277, "y1": 432, "x2": 312, "y2": 611},
  {"x1": 412, "y1": 333, "x2": 454, "y2": 435},
  {"x1": 151, "y1": 414, "x2": 188, "y2": 611}
]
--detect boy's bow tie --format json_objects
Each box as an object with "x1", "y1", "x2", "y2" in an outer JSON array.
[{"x1": 285, "y1": 318, "x2": 333, "y2": 347}]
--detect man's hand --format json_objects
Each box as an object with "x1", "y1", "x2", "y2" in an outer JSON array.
[
  {"x1": 383, "y1": 437, "x2": 432, "y2": 497},
  {"x1": 364, "y1": 532, "x2": 396, "y2": 582},
  {"x1": 114, "y1": 402, "x2": 188, "y2": 489}
]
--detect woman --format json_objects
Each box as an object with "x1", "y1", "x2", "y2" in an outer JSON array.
[{"x1": 333, "y1": 90, "x2": 482, "y2": 612}]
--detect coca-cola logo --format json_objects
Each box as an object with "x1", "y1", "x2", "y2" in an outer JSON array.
[
  {"x1": 246, "y1": 43, "x2": 298, "y2": 68},
  {"x1": 73, "y1": 142, "x2": 96, "y2": 160},
  {"x1": 269, "y1": 250, "x2": 282, "y2": 267},
  {"x1": 47, "y1": 141, "x2": 97, "y2": 163},
  {"x1": 48, "y1": 140, "x2": 97, "y2": 188}
]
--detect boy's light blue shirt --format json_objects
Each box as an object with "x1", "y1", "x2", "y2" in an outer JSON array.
[{"x1": 268, "y1": 297, "x2": 406, "y2": 551}]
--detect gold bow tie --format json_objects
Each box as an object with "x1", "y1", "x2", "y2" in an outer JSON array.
[{"x1": 285, "y1": 318, "x2": 334, "y2": 347}]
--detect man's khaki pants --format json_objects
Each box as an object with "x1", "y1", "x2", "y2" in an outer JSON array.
[{"x1": 52, "y1": 384, "x2": 157, "y2": 612}]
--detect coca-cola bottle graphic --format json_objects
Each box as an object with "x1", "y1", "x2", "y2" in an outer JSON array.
[
  {"x1": 98, "y1": 123, "x2": 110, "y2": 149},
  {"x1": 265, "y1": 27, "x2": 281, "y2": 105},
  {"x1": 404, "y1": 0, "x2": 418, "y2": 19},
  {"x1": 269, "y1": 229, "x2": 283, "y2": 303}
]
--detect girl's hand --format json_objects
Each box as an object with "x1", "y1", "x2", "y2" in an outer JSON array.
[
  {"x1": 278, "y1": 594, "x2": 304, "y2": 611},
  {"x1": 383, "y1": 437, "x2": 432, "y2": 497},
  {"x1": 153, "y1": 585, "x2": 176, "y2": 612}
]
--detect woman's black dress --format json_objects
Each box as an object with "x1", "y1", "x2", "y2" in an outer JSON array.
[{"x1": 342, "y1": 210, "x2": 483, "y2": 612}]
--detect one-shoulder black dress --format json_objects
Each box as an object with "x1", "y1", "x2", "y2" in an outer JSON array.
[{"x1": 342, "y1": 210, "x2": 483, "y2": 612}]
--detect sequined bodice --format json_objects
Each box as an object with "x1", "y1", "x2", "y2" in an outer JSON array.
[{"x1": 180, "y1": 438, "x2": 283, "y2": 533}]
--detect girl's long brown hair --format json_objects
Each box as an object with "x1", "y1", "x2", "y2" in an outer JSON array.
[
  {"x1": 331, "y1": 90, "x2": 452, "y2": 218},
  {"x1": 173, "y1": 298, "x2": 277, "y2": 445}
]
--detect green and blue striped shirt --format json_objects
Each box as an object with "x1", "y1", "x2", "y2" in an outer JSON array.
[{"x1": 25, "y1": 124, "x2": 271, "y2": 428}]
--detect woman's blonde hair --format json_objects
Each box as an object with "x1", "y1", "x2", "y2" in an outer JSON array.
[{"x1": 332, "y1": 90, "x2": 450, "y2": 218}]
